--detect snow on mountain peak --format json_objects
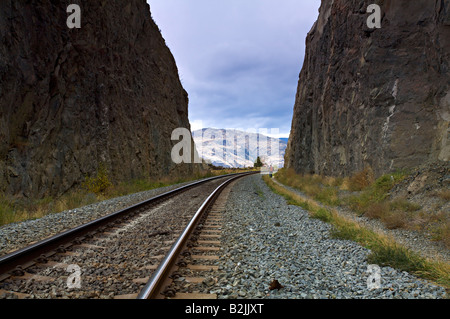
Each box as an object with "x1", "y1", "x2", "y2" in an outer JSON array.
[{"x1": 192, "y1": 128, "x2": 287, "y2": 168}]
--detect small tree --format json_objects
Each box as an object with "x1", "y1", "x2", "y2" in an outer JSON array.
[
  {"x1": 82, "y1": 163, "x2": 112, "y2": 195},
  {"x1": 254, "y1": 156, "x2": 263, "y2": 168}
]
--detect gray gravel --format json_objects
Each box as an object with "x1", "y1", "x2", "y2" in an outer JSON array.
[
  {"x1": 215, "y1": 175, "x2": 447, "y2": 299},
  {"x1": 0, "y1": 181, "x2": 195, "y2": 257}
]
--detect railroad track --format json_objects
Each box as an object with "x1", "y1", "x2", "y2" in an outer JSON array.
[
  {"x1": 0, "y1": 172, "x2": 255, "y2": 299},
  {"x1": 137, "y1": 176, "x2": 238, "y2": 299}
]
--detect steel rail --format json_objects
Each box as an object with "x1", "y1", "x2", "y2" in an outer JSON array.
[
  {"x1": 136, "y1": 172, "x2": 253, "y2": 299},
  {"x1": 0, "y1": 172, "x2": 255, "y2": 277}
]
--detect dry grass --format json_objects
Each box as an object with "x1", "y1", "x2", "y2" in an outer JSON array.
[
  {"x1": 434, "y1": 223, "x2": 450, "y2": 248},
  {"x1": 381, "y1": 211, "x2": 409, "y2": 230},
  {"x1": 0, "y1": 191, "x2": 101, "y2": 227},
  {"x1": 274, "y1": 168, "x2": 450, "y2": 247},
  {"x1": 426, "y1": 211, "x2": 450, "y2": 248},
  {"x1": 365, "y1": 202, "x2": 390, "y2": 220},
  {"x1": 344, "y1": 171, "x2": 409, "y2": 215},
  {"x1": 340, "y1": 177, "x2": 351, "y2": 191},
  {"x1": 348, "y1": 167, "x2": 375, "y2": 191},
  {"x1": 275, "y1": 168, "x2": 430, "y2": 232},
  {"x1": 275, "y1": 168, "x2": 340, "y2": 206},
  {"x1": 437, "y1": 189, "x2": 450, "y2": 201},
  {"x1": 364, "y1": 199, "x2": 422, "y2": 230},
  {"x1": 0, "y1": 168, "x2": 253, "y2": 227}
]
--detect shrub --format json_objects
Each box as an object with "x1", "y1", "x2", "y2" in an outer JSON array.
[
  {"x1": 365, "y1": 202, "x2": 390, "y2": 220},
  {"x1": 389, "y1": 198, "x2": 421, "y2": 213},
  {"x1": 254, "y1": 156, "x2": 263, "y2": 168},
  {"x1": 381, "y1": 211, "x2": 408, "y2": 230},
  {"x1": 330, "y1": 177, "x2": 344, "y2": 187},
  {"x1": 429, "y1": 213, "x2": 450, "y2": 249},
  {"x1": 348, "y1": 167, "x2": 374, "y2": 191},
  {"x1": 345, "y1": 170, "x2": 409, "y2": 215}
]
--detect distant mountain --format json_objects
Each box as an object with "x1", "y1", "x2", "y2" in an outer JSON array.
[{"x1": 193, "y1": 128, "x2": 287, "y2": 168}]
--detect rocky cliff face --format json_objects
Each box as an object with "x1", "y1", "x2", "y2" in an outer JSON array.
[
  {"x1": 0, "y1": 1, "x2": 198, "y2": 198},
  {"x1": 285, "y1": 0, "x2": 450, "y2": 177}
]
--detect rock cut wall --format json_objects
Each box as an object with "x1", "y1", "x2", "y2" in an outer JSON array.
[
  {"x1": 285, "y1": 0, "x2": 450, "y2": 177},
  {"x1": 0, "y1": 0, "x2": 198, "y2": 198}
]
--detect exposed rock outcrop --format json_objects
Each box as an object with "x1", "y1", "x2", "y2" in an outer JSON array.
[
  {"x1": 0, "y1": 1, "x2": 198, "y2": 198},
  {"x1": 285, "y1": 0, "x2": 450, "y2": 177}
]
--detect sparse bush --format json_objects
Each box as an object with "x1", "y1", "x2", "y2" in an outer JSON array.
[
  {"x1": 330, "y1": 177, "x2": 344, "y2": 187},
  {"x1": 305, "y1": 183, "x2": 321, "y2": 198},
  {"x1": 373, "y1": 170, "x2": 408, "y2": 193},
  {"x1": 365, "y1": 202, "x2": 390, "y2": 220},
  {"x1": 428, "y1": 212, "x2": 450, "y2": 249},
  {"x1": 348, "y1": 167, "x2": 375, "y2": 191},
  {"x1": 0, "y1": 196, "x2": 16, "y2": 226},
  {"x1": 435, "y1": 223, "x2": 450, "y2": 249},
  {"x1": 365, "y1": 199, "x2": 421, "y2": 230},
  {"x1": 381, "y1": 211, "x2": 408, "y2": 230},
  {"x1": 389, "y1": 198, "x2": 421, "y2": 213},
  {"x1": 315, "y1": 187, "x2": 340, "y2": 206}
]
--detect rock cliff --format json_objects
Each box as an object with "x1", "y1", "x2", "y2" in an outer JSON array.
[
  {"x1": 285, "y1": 0, "x2": 450, "y2": 177},
  {"x1": 0, "y1": 1, "x2": 198, "y2": 198}
]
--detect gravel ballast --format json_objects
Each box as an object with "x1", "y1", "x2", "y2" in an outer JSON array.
[
  {"x1": 1, "y1": 174, "x2": 447, "y2": 299},
  {"x1": 0, "y1": 178, "x2": 229, "y2": 299},
  {"x1": 215, "y1": 175, "x2": 447, "y2": 299}
]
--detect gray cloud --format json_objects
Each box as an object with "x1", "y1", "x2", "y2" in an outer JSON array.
[{"x1": 149, "y1": 0, "x2": 321, "y2": 137}]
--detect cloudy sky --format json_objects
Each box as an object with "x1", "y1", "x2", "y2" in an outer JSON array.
[{"x1": 148, "y1": 0, "x2": 321, "y2": 138}]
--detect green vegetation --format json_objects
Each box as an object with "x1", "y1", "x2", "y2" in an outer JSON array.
[
  {"x1": 437, "y1": 189, "x2": 450, "y2": 201},
  {"x1": 274, "y1": 167, "x2": 449, "y2": 249},
  {"x1": 347, "y1": 167, "x2": 375, "y2": 191},
  {"x1": 262, "y1": 175, "x2": 450, "y2": 289},
  {"x1": 344, "y1": 170, "x2": 409, "y2": 216},
  {"x1": 0, "y1": 197, "x2": 17, "y2": 226},
  {"x1": 253, "y1": 183, "x2": 265, "y2": 200},
  {"x1": 275, "y1": 168, "x2": 341, "y2": 206},
  {"x1": 0, "y1": 167, "x2": 253, "y2": 227},
  {"x1": 313, "y1": 208, "x2": 333, "y2": 223},
  {"x1": 82, "y1": 163, "x2": 113, "y2": 195},
  {"x1": 275, "y1": 167, "x2": 441, "y2": 234}
]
